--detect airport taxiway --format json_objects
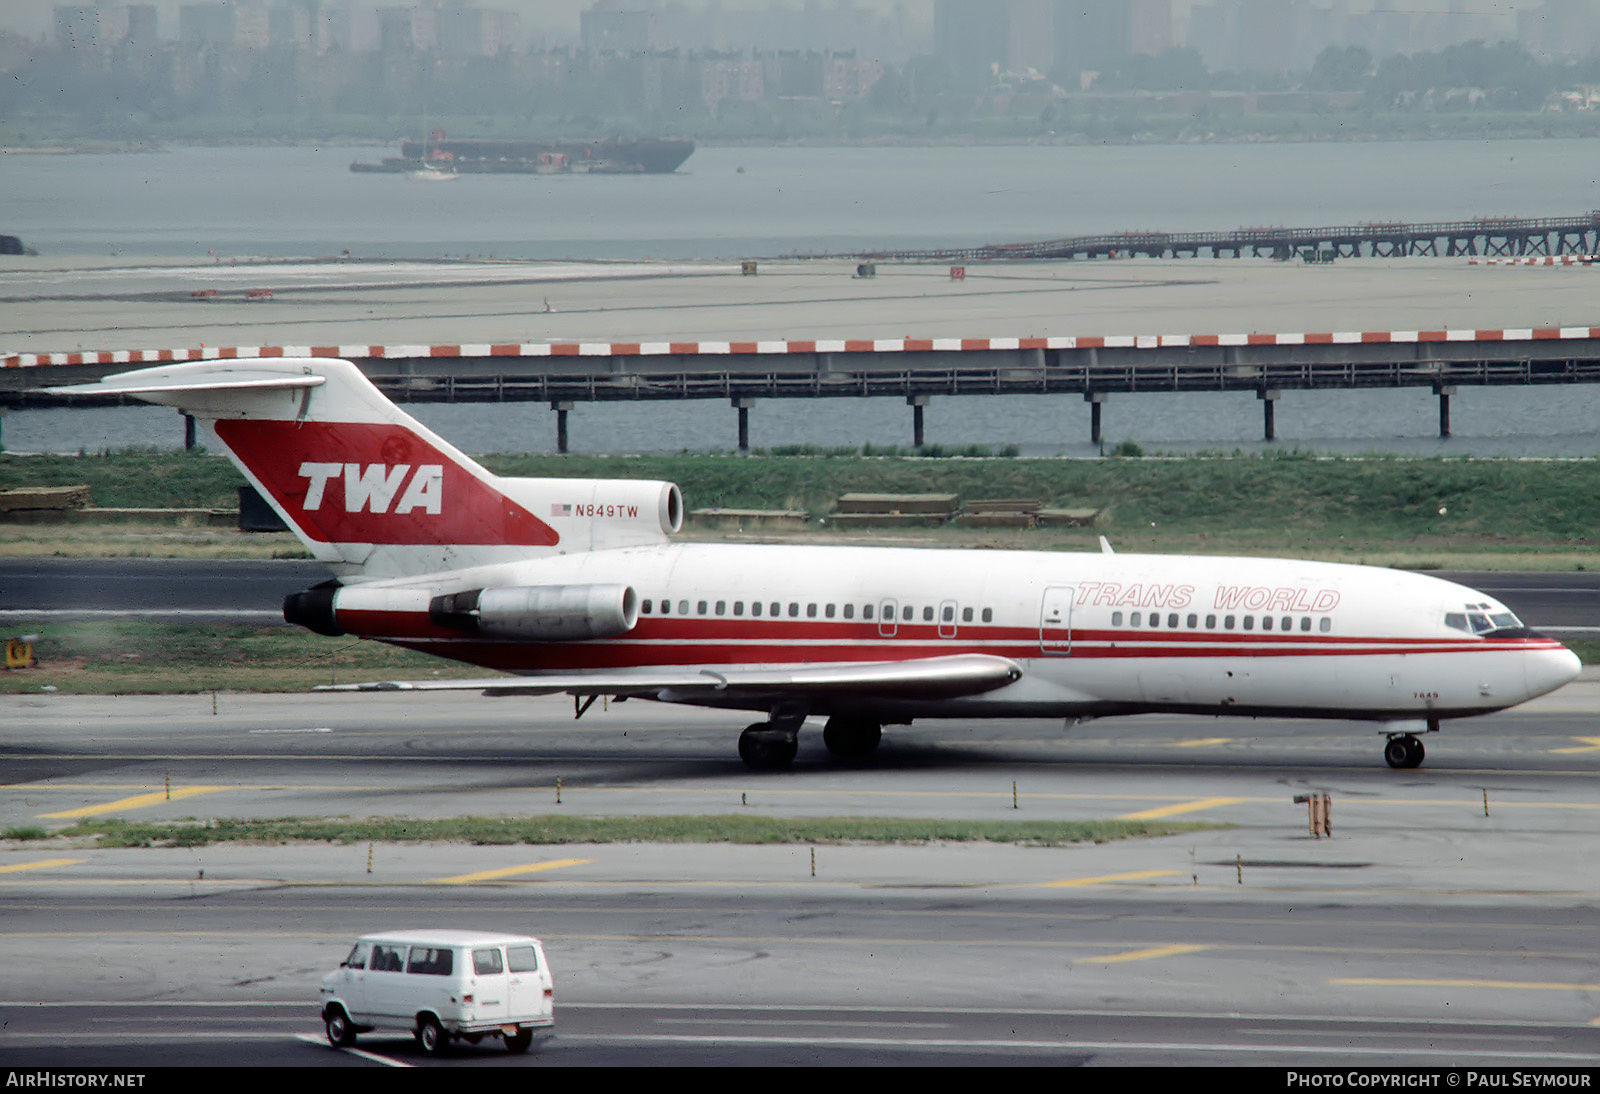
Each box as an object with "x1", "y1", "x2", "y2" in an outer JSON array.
[{"x1": 2, "y1": 688, "x2": 1599, "y2": 1065}]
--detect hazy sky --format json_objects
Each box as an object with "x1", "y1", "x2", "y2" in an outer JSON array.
[{"x1": 0, "y1": 1, "x2": 1546, "y2": 44}]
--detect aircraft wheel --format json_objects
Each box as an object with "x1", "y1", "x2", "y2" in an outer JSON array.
[
  {"x1": 822, "y1": 717, "x2": 882, "y2": 760},
  {"x1": 738, "y1": 724, "x2": 798, "y2": 770},
  {"x1": 1384, "y1": 734, "x2": 1424, "y2": 770}
]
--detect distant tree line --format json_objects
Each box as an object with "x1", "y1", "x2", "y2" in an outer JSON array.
[{"x1": 4, "y1": 33, "x2": 1600, "y2": 145}]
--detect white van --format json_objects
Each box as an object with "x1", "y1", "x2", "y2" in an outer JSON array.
[{"x1": 320, "y1": 929, "x2": 555, "y2": 1055}]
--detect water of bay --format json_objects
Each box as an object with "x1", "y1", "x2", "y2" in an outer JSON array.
[{"x1": 5, "y1": 139, "x2": 1600, "y2": 457}]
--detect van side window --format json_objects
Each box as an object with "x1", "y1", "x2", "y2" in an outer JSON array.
[
  {"x1": 473, "y1": 948, "x2": 504, "y2": 975},
  {"x1": 370, "y1": 944, "x2": 405, "y2": 972},
  {"x1": 407, "y1": 947, "x2": 454, "y2": 976},
  {"x1": 342, "y1": 943, "x2": 370, "y2": 969},
  {"x1": 507, "y1": 945, "x2": 540, "y2": 973}
]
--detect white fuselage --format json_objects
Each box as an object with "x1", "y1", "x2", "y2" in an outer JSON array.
[{"x1": 347, "y1": 542, "x2": 1580, "y2": 724}]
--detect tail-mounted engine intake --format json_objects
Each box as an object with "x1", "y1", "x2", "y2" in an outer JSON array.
[{"x1": 429, "y1": 584, "x2": 638, "y2": 641}]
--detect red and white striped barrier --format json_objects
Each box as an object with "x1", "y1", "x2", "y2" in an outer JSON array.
[
  {"x1": 1467, "y1": 256, "x2": 1596, "y2": 266},
  {"x1": 9, "y1": 326, "x2": 1600, "y2": 370}
]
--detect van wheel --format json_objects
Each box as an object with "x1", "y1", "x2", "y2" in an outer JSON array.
[
  {"x1": 416, "y1": 1015, "x2": 447, "y2": 1055},
  {"x1": 505, "y1": 1029, "x2": 534, "y2": 1053},
  {"x1": 324, "y1": 1007, "x2": 356, "y2": 1047}
]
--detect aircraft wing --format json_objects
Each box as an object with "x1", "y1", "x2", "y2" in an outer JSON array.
[{"x1": 315, "y1": 653, "x2": 1023, "y2": 701}]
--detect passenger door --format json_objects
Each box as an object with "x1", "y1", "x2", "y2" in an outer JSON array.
[
  {"x1": 362, "y1": 942, "x2": 410, "y2": 1021},
  {"x1": 471, "y1": 947, "x2": 510, "y2": 1024},
  {"x1": 333, "y1": 942, "x2": 370, "y2": 1021},
  {"x1": 506, "y1": 943, "x2": 551, "y2": 1021},
  {"x1": 1039, "y1": 586, "x2": 1075, "y2": 655}
]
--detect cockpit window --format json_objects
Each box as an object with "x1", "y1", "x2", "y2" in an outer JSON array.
[{"x1": 1451, "y1": 604, "x2": 1523, "y2": 634}]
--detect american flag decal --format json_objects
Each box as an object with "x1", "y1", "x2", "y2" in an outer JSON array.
[{"x1": 551, "y1": 503, "x2": 572, "y2": 517}]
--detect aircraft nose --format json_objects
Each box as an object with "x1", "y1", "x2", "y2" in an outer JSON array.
[{"x1": 1524, "y1": 644, "x2": 1582, "y2": 700}]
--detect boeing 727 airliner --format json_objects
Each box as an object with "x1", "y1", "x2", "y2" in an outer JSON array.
[{"x1": 53, "y1": 358, "x2": 1581, "y2": 769}]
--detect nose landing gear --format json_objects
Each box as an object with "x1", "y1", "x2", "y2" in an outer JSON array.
[
  {"x1": 1383, "y1": 718, "x2": 1439, "y2": 769},
  {"x1": 1383, "y1": 733, "x2": 1425, "y2": 769}
]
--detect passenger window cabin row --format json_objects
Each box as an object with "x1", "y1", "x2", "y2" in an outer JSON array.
[
  {"x1": 1112, "y1": 611, "x2": 1333, "y2": 633},
  {"x1": 640, "y1": 599, "x2": 1337, "y2": 633},
  {"x1": 641, "y1": 599, "x2": 995, "y2": 624}
]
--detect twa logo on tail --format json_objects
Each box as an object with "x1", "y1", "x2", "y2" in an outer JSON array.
[
  {"x1": 214, "y1": 419, "x2": 558, "y2": 547},
  {"x1": 300, "y1": 462, "x2": 444, "y2": 515}
]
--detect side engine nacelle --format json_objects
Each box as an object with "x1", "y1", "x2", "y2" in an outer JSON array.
[
  {"x1": 284, "y1": 582, "x2": 638, "y2": 642},
  {"x1": 429, "y1": 583, "x2": 638, "y2": 641}
]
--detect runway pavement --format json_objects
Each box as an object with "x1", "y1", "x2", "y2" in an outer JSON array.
[{"x1": 6, "y1": 256, "x2": 1600, "y2": 358}]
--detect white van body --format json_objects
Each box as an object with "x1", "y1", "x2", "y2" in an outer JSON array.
[{"x1": 320, "y1": 929, "x2": 555, "y2": 1054}]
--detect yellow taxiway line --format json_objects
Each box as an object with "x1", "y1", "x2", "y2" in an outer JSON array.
[
  {"x1": 0, "y1": 859, "x2": 85, "y2": 874},
  {"x1": 428, "y1": 859, "x2": 594, "y2": 885},
  {"x1": 1116, "y1": 797, "x2": 1246, "y2": 820},
  {"x1": 1041, "y1": 870, "x2": 1181, "y2": 888},
  {"x1": 37, "y1": 786, "x2": 232, "y2": 819},
  {"x1": 1081, "y1": 944, "x2": 1211, "y2": 964}
]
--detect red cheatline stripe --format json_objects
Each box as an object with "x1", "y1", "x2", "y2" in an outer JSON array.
[{"x1": 335, "y1": 614, "x2": 1560, "y2": 658}]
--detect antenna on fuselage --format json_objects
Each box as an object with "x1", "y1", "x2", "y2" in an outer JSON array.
[{"x1": 1099, "y1": 535, "x2": 1115, "y2": 555}]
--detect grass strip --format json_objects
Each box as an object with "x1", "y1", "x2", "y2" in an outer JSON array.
[
  {"x1": 0, "y1": 620, "x2": 492, "y2": 694},
  {"x1": 54, "y1": 815, "x2": 1215, "y2": 849},
  {"x1": 10, "y1": 450, "x2": 1600, "y2": 553}
]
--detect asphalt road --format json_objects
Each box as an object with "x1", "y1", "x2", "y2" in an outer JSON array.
[
  {"x1": 3, "y1": 689, "x2": 1600, "y2": 1067},
  {"x1": 5, "y1": 560, "x2": 1600, "y2": 635}
]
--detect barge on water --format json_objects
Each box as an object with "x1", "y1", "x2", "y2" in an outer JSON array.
[{"x1": 351, "y1": 135, "x2": 693, "y2": 175}]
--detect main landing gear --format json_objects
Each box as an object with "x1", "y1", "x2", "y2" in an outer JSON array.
[
  {"x1": 738, "y1": 724, "x2": 799, "y2": 770},
  {"x1": 737, "y1": 716, "x2": 885, "y2": 770}
]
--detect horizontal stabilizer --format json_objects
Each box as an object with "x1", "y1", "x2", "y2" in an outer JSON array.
[
  {"x1": 315, "y1": 653, "x2": 1024, "y2": 701},
  {"x1": 45, "y1": 362, "x2": 327, "y2": 398}
]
